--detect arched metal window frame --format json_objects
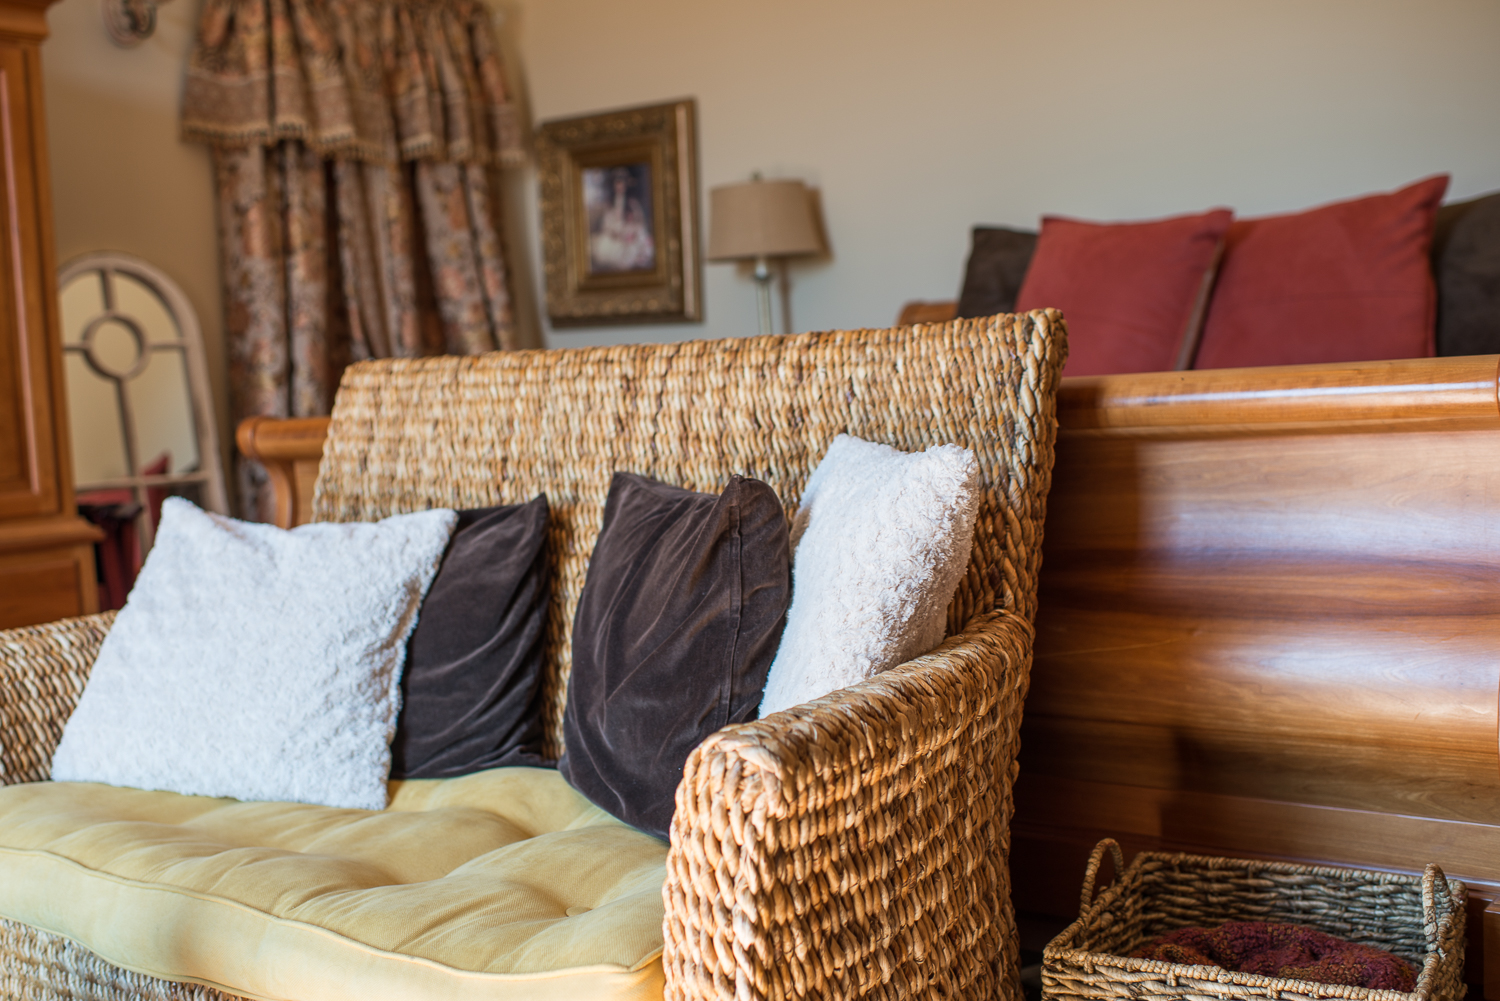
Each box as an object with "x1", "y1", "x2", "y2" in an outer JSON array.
[{"x1": 58, "y1": 251, "x2": 228, "y2": 552}]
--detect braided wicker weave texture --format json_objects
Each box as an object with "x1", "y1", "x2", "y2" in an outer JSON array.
[
  {"x1": 0, "y1": 613, "x2": 114, "y2": 786},
  {"x1": 313, "y1": 312, "x2": 1065, "y2": 761},
  {"x1": 0, "y1": 919, "x2": 240, "y2": 1001},
  {"x1": 1044, "y1": 844, "x2": 1468, "y2": 1001},
  {"x1": 0, "y1": 313, "x2": 1067, "y2": 1001},
  {"x1": 665, "y1": 608, "x2": 1031, "y2": 1001}
]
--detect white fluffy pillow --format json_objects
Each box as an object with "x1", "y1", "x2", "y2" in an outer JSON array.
[
  {"x1": 51, "y1": 498, "x2": 456, "y2": 810},
  {"x1": 757, "y1": 434, "x2": 980, "y2": 717}
]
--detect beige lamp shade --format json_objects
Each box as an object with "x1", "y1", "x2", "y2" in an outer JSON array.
[{"x1": 707, "y1": 179, "x2": 825, "y2": 261}]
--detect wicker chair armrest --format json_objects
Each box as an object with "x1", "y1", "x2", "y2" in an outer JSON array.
[
  {"x1": 662, "y1": 609, "x2": 1031, "y2": 1001},
  {"x1": 0, "y1": 613, "x2": 114, "y2": 785}
]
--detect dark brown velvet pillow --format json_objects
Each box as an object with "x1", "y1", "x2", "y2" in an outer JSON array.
[
  {"x1": 391, "y1": 496, "x2": 551, "y2": 779},
  {"x1": 1432, "y1": 191, "x2": 1500, "y2": 357},
  {"x1": 956, "y1": 225, "x2": 1038, "y2": 319},
  {"x1": 559, "y1": 472, "x2": 791, "y2": 841}
]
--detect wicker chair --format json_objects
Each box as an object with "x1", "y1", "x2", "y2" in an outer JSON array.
[{"x1": 0, "y1": 312, "x2": 1067, "y2": 1001}]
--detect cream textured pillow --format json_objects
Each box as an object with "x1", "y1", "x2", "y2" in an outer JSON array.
[
  {"x1": 757, "y1": 434, "x2": 980, "y2": 717},
  {"x1": 51, "y1": 498, "x2": 456, "y2": 810}
]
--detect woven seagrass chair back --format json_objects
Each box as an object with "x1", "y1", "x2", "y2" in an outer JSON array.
[{"x1": 312, "y1": 313, "x2": 1066, "y2": 758}]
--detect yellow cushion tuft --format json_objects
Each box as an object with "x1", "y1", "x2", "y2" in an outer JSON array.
[{"x1": 0, "y1": 767, "x2": 667, "y2": 1001}]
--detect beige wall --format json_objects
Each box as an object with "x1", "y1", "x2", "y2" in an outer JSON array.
[
  {"x1": 41, "y1": 0, "x2": 1500, "y2": 369},
  {"x1": 43, "y1": 0, "x2": 226, "y2": 462},
  {"x1": 508, "y1": 0, "x2": 1500, "y2": 348}
]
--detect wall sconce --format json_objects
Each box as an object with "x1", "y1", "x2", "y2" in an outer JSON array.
[
  {"x1": 104, "y1": 0, "x2": 170, "y2": 47},
  {"x1": 707, "y1": 174, "x2": 827, "y2": 336}
]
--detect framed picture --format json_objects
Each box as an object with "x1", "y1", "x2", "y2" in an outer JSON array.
[{"x1": 537, "y1": 99, "x2": 702, "y2": 326}]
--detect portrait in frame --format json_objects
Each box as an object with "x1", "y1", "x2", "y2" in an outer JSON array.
[{"x1": 537, "y1": 99, "x2": 702, "y2": 326}]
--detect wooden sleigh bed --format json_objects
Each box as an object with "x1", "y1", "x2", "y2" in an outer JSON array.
[{"x1": 241, "y1": 350, "x2": 1500, "y2": 1000}]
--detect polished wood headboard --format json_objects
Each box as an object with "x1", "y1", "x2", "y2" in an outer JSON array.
[
  {"x1": 239, "y1": 353, "x2": 1500, "y2": 995},
  {"x1": 1014, "y1": 354, "x2": 1500, "y2": 997}
]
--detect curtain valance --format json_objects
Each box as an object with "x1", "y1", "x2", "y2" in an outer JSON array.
[{"x1": 181, "y1": 0, "x2": 524, "y2": 166}]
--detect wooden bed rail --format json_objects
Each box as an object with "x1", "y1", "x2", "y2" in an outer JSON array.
[{"x1": 1056, "y1": 355, "x2": 1500, "y2": 435}]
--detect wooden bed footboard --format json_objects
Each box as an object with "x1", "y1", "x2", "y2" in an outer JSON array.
[
  {"x1": 237, "y1": 354, "x2": 1500, "y2": 996},
  {"x1": 1015, "y1": 354, "x2": 1500, "y2": 998}
]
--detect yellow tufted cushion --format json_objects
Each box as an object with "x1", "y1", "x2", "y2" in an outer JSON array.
[{"x1": 0, "y1": 768, "x2": 667, "y2": 1001}]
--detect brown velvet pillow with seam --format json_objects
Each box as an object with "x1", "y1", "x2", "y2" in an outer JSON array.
[
  {"x1": 1432, "y1": 190, "x2": 1500, "y2": 357},
  {"x1": 559, "y1": 472, "x2": 791, "y2": 841},
  {"x1": 956, "y1": 225, "x2": 1038, "y2": 319},
  {"x1": 391, "y1": 496, "x2": 551, "y2": 779}
]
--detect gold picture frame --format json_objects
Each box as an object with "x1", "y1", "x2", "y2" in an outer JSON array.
[{"x1": 537, "y1": 99, "x2": 702, "y2": 326}]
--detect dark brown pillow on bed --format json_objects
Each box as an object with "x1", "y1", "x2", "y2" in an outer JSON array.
[
  {"x1": 559, "y1": 472, "x2": 791, "y2": 841},
  {"x1": 391, "y1": 496, "x2": 551, "y2": 779},
  {"x1": 956, "y1": 225, "x2": 1038, "y2": 319},
  {"x1": 1432, "y1": 190, "x2": 1500, "y2": 357}
]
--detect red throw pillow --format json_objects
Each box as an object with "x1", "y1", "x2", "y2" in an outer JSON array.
[
  {"x1": 1015, "y1": 208, "x2": 1233, "y2": 377},
  {"x1": 1194, "y1": 175, "x2": 1449, "y2": 369}
]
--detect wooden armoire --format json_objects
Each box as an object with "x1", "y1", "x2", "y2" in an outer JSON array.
[{"x1": 0, "y1": 0, "x2": 99, "y2": 628}]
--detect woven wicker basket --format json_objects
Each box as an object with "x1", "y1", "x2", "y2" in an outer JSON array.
[{"x1": 1043, "y1": 839, "x2": 1468, "y2": 1001}]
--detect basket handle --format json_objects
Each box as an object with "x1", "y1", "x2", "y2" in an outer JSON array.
[
  {"x1": 1080, "y1": 838, "x2": 1127, "y2": 917},
  {"x1": 1421, "y1": 862, "x2": 1457, "y2": 940}
]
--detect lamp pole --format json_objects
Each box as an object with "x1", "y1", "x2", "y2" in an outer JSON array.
[
  {"x1": 753, "y1": 255, "x2": 774, "y2": 336},
  {"x1": 706, "y1": 175, "x2": 826, "y2": 338}
]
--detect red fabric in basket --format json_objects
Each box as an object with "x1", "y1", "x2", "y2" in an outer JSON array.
[{"x1": 1133, "y1": 921, "x2": 1417, "y2": 991}]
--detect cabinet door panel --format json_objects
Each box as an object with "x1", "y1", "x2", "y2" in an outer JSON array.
[
  {"x1": 0, "y1": 44, "x2": 58, "y2": 520},
  {"x1": 0, "y1": 547, "x2": 85, "y2": 628}
]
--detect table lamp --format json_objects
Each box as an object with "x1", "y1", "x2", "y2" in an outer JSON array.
[{"x1": 707, "y1": 175, "x2": 826, "y2": 336}]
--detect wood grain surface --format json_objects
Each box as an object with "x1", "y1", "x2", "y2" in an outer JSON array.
[
  {"x1": 0, "y1": 4, "x2": 98, "y2": 627},
  {"x1": 1056, "y1": 356, "x2": 1500, "y2": 435},
  {"x1": 1017, "y1": 354, "x2": 1500, "y2": 997},
  {"x1": 235, "y1": 416, "x2": 327, "y2": 528}
]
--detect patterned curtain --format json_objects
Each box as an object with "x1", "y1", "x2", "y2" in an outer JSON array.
[{"x1": 181, "y1": 0, "x2": 525, "y2": 518}]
